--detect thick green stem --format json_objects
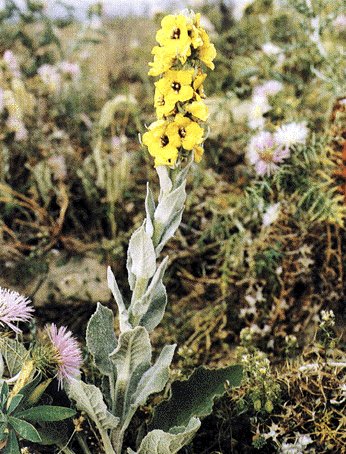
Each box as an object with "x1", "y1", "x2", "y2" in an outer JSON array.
[
  {"x1": 99, "y1": 427, "x2": 115, "y2": 454},
  {"x1": 111, "y1": 427, "x2": 125, "y2": 454}
]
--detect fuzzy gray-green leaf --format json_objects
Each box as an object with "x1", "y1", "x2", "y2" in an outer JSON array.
[
  {"x1": 131, "y1": 417, "x2": 201, "y2": 454},
  {"x1": 0, "y1": 338, "x2": 29, "y2": 377},
  {"x1": 131, "y1": 344, "x2": 176, "y2": 409},
  {"x1": 107, "y1": 267, "x2": 132, "y2": 332},
  {"x1": 150, "y1": 365, "x2": 242, "y2": 431},
  {"x1": 128, "y1": 224, "x2": 156, "y2": 280},
  {"x1": 86, "y1": 303, "x2": 117, "y2": 376},
  {"x1": 110, "y1": 327, "x2": 151, "y2": 422},
  {"x1": 129, "y1": 256, "x2": 168, "y2": 331},
  {"x1": 145, "y1": 184, "x2": 155, "y2": 237},
  {"x1": 68, "y1": 380, "x2": 119, "y2": 430}
]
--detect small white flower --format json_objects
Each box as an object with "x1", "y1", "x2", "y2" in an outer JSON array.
[
  {"x1": 38, "y1": 64, "x2": 61, "y2": 93},
  {"x1": 263, "y1": 203, "x2": 281, "y2": 227},
  {"x1": 274, "y1": 122, "x2": 309, "y2": 149},
  {"x1": 262, "y1": 42, "x2": 282, "y2": 55},
  {"x1": 248, "y1": 95, "x2": 271, "y2": 130},
  {"x1": 232, "y1": 0, "x2": 255, "y2": 21},
  {"x1": 254, "y1": 80, "x2": 284, "y2": 98},
  {"x1": 297, "y1": 435, "x2": 313, "y2": 447},
  {"x1": 334, "y1": 14, "x2": 346, "y2": 31}
]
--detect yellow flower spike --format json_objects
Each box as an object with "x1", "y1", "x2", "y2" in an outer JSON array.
[
  {"x1": 145, "y1": 11, "x2": 215, "y2": 166},
  {"x1": 142, "y1": 120, "x2": 181, "y2": 167},
  {"x1": 168, "y1": 113, "x2": 204, "y2": 150},
  {"x1": 186, "y1": 101, "x2": 209, "y2": 121},
  {"x1": 156, "y1": 15, "x2": 192, "y2": 63}
]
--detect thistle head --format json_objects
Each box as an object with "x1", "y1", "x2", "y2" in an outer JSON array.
[
  {"x1": 0, "y1": 287, "x2": 34, "y2": 334},
  {"x1": 33, "y1": 324, "x2": 82, "y2": 389}
]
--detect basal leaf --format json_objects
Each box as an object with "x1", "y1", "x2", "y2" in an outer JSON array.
[
  {"x1": 150, "y1": 365, "x2": 242, "y2": 431},
  {"x1": 131, "y1": 417, "x2": 201, "y2": 454}
]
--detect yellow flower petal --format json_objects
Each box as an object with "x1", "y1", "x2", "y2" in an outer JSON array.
[
  {"x1": 156, "y1": 15, "x2": 192, "y2": 60},
  {"x1": 186, "y1": 101, "x2": 209, "y2": 121},
  {"x1": 193, "y1": 145, "x2": 204, "y2": 163},
  {"x1": 198, "y1": 29, "x2": 216, "y2": 70},
  {"x1": 143, "y1": 120, "x2": 181, "y2": 166},
  {"x1": 171, "y1": 114, "x2": 204, "y2": 150},
  {"x1": 148, "y1": 46, "x2": 175, "y2": 76}
]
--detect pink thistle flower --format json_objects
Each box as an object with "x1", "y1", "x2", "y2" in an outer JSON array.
[
  {"x1": 0, "y1": 287, "x2": 34, "y2": 333},
  {"x1": 46, "y1": 324, "x2": 82, "y2": 388},
  {"x1": 247, "y1": 131, "x2": 289, "y2": 177}
]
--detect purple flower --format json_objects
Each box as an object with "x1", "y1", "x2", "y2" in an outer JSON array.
[
  {"x1": 247, "y1": 131, "x2": 290, "y2": 176},
  {"x1": 46, "y1": 324, "x2": 82, "y2": 388},
  {"x1": 0, "y1": 287, "x2": 34, "y2": 333}
]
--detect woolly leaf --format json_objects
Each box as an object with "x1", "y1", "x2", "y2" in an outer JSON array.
[
  {"x1": 131, "y1": 344, "x2": 176, "y2": 409},
  {"x1": 68, "y1": 380, "x2": 119, "y2": 431},
  {"x1": 2, "y1": 430, "x2": 20, "y2": 454},
  {"x1": 0, "y1": 338, "x2": 29, "y2": 376},
  {"x1": 150, "y1": 365, "x2": 242, "y2": 431},
  {"x1": 110, "y1": 326, "x2": 151, "y2": 422},
  {"x1": 86, "y1": 302, "x2": 118, "y2": 376},
  {"x1": 128, "y1": 224, "x2": 156, "y2": 281},
  {"x1": 129, "y1": 256, "x2": 168, "y2": 331},
  {"x1": 129, "y1": 417, "x2": 201, "y2": 454},
  {"x1": 154, "y1": 180, "x2": 186, "y2": 228},
  {"x1": 145, "y1": 184, "x2": 155, "y2": 237},
  {"x1": 107, "y1": 267, "x2": 131, "y2": 332}
]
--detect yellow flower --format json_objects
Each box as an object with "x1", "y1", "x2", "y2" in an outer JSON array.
[
  {"x1": 186, "y1": 101, "x2": 209, "y2": 121},
  {"x1": 156, "y1": 15, "x2": 192, "y2": 64},
  {"x1": 142, "y1": 120, "x2": 181, "y2": 166},
  {"x1": 193, "y1": 145, "x2": 204, "y2": 163},
  {"x1": 193, "y1": 71, "x2": 207, "y2": 99},
  {"x1": 197, "y1": 28, "x2": 216, "y2": 70},
  {"x1": 154, "y1": 88, "x2": 175, "y2": 119},
  {"x1": 148, "y1": 46, "x2": 175, "y2": 76},
  {"x1": 187, "y1": 14, "x2": 203, "y2": 49},
  {"x1": 155, "y1": 70, "x2": 194, "y2": 110},
  {"x1": 168, "y1": 114, "x2": 204, "y2": 150}
]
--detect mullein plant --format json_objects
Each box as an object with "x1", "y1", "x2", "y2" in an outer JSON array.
[
  {"x1": 68, "y1": 10, "x2": 241, "y2": 454},
  {"x1": 0, "y1": 288, "x2": 81, "y2": 453}
]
